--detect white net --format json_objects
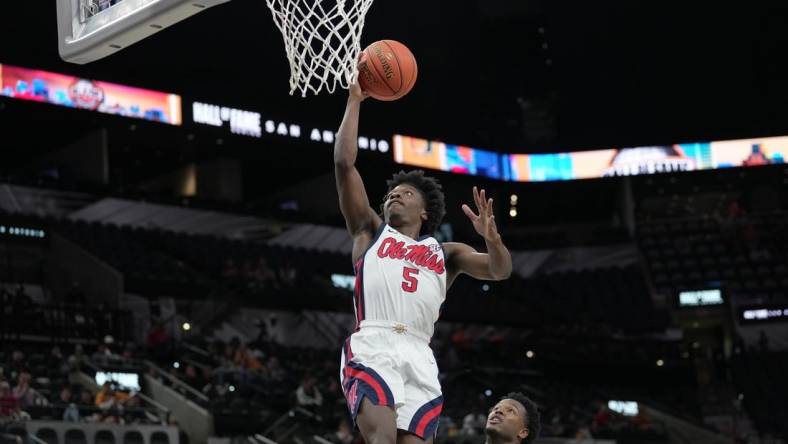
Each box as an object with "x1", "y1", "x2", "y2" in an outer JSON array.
[{"x1": 265, "y1": 0, "x2": 375, "y2": 96}]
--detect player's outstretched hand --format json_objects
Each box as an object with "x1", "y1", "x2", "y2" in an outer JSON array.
[
  {"x1": 461, "y1": 186, "x2": 501, "y2": 242},
  {"x1": 349, "y1": 79, "x2": 369, "y2": 103}
]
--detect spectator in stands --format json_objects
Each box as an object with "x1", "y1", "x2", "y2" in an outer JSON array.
[
  {"x1": 462, "y1": 409, "x2": 487, "y2": 435},
  {"x1": 57, "y1": 386, "x2": 73, "y2": 405},
  {"x1": 67, "y1": 345, "x2": 88, "y2": 372},
  {"x1": 485, "y1": 392, "x2": 541, "y2": 444},
  {"x1": 252, "y1": 319, "x2": 270, "y2": 345},
  {"x1": 234, "y1": 343, "x2": 263, "y2": 372},
  {"x1": 58, "y1": 387, "x2": 80, "y2": 422},
  {"x1": 78, "y1": 388, "x2": 94, "y2": 406},
  {"x1": 462, "y1": 397, "x2": 489, "y2": 436},
  {"x1": 121, "y1": 394, "x2": 142, "y2": 424},
  {"x1": 91, "y1": 343, "x2": 119, "y2": 367},
  {"x1": 213, "y1": 353, "x2": 236, "y2": 386},
  {"x1": 147, "y1": 319, "x2": 172, "y2": 362},
  {"x1": 591, "y1": 402, "x2": 612, "y2": 433},
  {"x1": 183, "y1": 364, "x2": 208, "y2": 392},
  {"x1": 295, "y1": 374, "x2": 323, "y2": 408},
  {"x1": 12, "y1": 372, "x2": 40, "y2": 409},
  {"x1": 0, "y1": 381, "x2": 20, "y2": 417},
  {"x1": 95, "y1": 381, "x2": 131, "y2": 411}
]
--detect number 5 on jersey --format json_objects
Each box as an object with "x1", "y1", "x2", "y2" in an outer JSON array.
[{"x1": 402, "y1": 267, "x2": 420, "y2": 293}]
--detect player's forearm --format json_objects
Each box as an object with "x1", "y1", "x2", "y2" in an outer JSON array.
[
  {"x1": 485, "y1": 235, "x2": 512, "y2": 280},
  {"x1": 334, "y1": 98, "x2": 362, "y2": 168}
]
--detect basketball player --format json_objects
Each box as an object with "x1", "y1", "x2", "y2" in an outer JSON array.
[
  {"x1": 485, "y1": 392, "x2": 541, "y2": 444},
  {"x1": 335, "y1": 80, "x2": 513, "y2": 444}
]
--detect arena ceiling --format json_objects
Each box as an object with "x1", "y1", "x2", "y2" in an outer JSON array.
[{"x1": 2, "y1": 1, "x2": 788, "y2": 151}]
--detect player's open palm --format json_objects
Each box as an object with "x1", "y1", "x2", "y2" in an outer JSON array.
[{"x1": 462, "y1": 186, "x2": 500, "y2": 241}]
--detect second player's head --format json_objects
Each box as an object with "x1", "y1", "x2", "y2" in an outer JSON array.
[
  {"x1": 486, "y1": 392, "x2": 540, "y2": 444},
  {"x1": 382, "y1": 170, "x2": 446, "y2": 235}
]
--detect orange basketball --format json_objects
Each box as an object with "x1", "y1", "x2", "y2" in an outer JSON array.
[{"x1": 357, "y1": 40, "x2": 418, "y2": 101}]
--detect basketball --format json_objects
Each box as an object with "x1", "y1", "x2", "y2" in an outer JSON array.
[{"x1": 357, "y1": 40, "x2": 418, "y2": 101}]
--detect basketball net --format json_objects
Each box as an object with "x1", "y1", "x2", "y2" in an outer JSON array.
[{"x1": 265, "y1": 0, "x2": 374, "y2": 96}]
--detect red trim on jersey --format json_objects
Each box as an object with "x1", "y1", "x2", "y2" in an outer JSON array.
[
  {"x1": 414, "y1": 403, "x2": 443, "y2": 437},
  {"x1": 344, "y1": 367, "x2": 389, "y2": 407}
]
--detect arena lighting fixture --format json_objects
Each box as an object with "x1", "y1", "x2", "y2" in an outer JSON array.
[
  {"x1": 608, "y1": 401, "x2": 639, "y2": 416},
  {"x1": 509, "y1": 208, "x2": 518, "y2": 218},
  {"x1": 182, "y1": 322, "x2": 191, "y2": 331},
  {"x1": 656, "y1": 359, "x2": 665, "y2": 367},
  {"x1": 484, "y1": 389, "x2": 492, "y2": 397},
  {"x1": 95, "y1": 371, "x2": 141, "y2": 391},
  {"x1": 173, "y1": 362, "x2": 180, "y2": 369},
  {"x1": 510, "y1": 194, "x2": 518, "y2": 205},
  {"x1": 526, "y1": 350, "x2": 535, "y2": 359},
  {"x1": 679, "y1": 289, "x2": 723, "y2": 306}
]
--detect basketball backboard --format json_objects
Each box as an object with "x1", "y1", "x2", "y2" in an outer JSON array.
[{"x1": 56, "y1": 0, "x2": 231, "y2": 64}]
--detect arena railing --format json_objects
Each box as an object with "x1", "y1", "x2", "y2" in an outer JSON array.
[{"x1": 143, "y1": 360, "x2": 210, "y2": 404}]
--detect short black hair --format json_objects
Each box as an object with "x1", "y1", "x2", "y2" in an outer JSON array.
[
  {"x1": 502, "y1": 392, "x2": 540, "y2": 444},
  {"x1": 383, "y1": 170, "x2": 446, "y2": 235}
]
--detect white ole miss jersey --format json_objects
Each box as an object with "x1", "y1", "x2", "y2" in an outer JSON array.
[{"x1": 352, "y1": 224, "x2": 448, "y2": 339}]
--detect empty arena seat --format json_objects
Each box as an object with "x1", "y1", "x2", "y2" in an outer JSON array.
[
  {"x1": 150, "y1": 431, "x2": 170, "y2": 444},
  {"x1": 64, "y1": 429, "x2": 87, "y2": 444},
  {"x1": 122, "y1": 431, "x2": 143, "y2": 444},
  {"x1": 95, "y1": 430, "x2": 116, "y2": 444},
  {"x1": 35, "y1": 428, "x2": 58, "y2": 444}
]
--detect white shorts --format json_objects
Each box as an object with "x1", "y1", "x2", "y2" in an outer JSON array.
[{"x1": 339, "y1": 320, "x2": 443, "y2": 440}]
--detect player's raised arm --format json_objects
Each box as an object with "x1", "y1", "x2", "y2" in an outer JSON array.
[
  {"x1": 334, "y1": 82, "x2": 382, "y2": 245},
  {"x1": 444, "y1": 187, "x2": 512, "y2": 283}
]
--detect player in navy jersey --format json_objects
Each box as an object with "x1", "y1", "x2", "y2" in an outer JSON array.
[{"x1": 334, "y1": 81, "x2": 513, "y2": 444}]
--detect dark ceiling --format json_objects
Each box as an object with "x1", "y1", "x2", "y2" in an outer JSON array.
[{"x1": 4, "y1": 1, "x2": 788, "y2": 151}]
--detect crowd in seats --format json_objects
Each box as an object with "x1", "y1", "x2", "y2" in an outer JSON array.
[
  {"x1": 635, "y1": 168, "x2": 788, "y2": 305},
  {"x1": 148, "y1": 334, "x2": 344, "y2": 422},
  {"x1": 3, "y1": 213, "x2": 666, "y2": 335},
  {"x1": 8, "y1": 178, "x2": 777, "y2": 441},
  {"x1": 0, "y1": 341, "x2": 162, "y2": 426},
  {"x1": 47, "y1": 219, "x2": 341, "y2": 310},
  {"x1": 638, "y1": 207, "x2": 788, "y2": 303},
  {"x1": 135, "y1": 308, "x2": 693, "y2": 443}
]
